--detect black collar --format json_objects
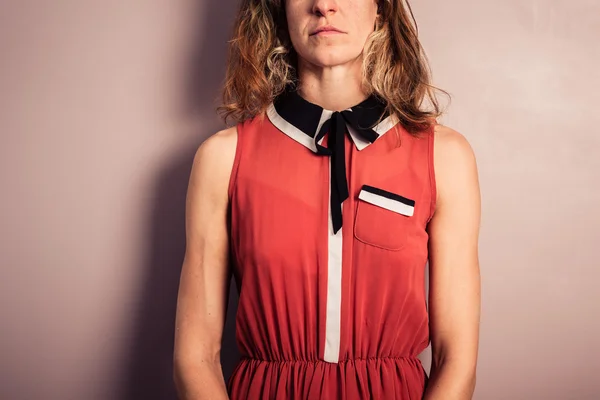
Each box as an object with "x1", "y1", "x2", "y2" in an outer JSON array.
[{"x1": 266, "y1": 86, "x2": 399, "y2": 234}]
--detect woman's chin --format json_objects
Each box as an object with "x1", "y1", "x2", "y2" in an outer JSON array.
[{"x1": 301, "y1": 51, "x2": 362, "y2": 69}]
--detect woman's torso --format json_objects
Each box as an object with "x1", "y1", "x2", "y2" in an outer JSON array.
[{"x1": 226, "y1": 102, "x2": 436, "y2": 399}]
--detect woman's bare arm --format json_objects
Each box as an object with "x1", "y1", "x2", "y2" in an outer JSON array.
[
  {"x1": 423, "y1": 125, "x2": 481, "y2": 400},
  {"x1": 173, "y1": 126, "x2": 238, "y2": 400}
]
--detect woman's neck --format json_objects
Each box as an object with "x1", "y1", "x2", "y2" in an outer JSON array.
[{"x1": 296, "y1": 57, "x2": 368, "y2": 111}]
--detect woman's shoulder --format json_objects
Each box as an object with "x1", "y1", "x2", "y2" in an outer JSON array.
[
  {"x1": 432, "y1": 123, "x2": 476, "y2": 165},
  {"x1": 189, "y1": 125, "x2": 239, "y2": 200},
  {"x1": 198, "y1": 125, "x2": 238, "y2": 165},
  {"x1": 431, "y1": 122, "x2": 479, "y2": 206}
]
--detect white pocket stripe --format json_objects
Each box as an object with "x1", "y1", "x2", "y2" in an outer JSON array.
[{"x1": 358, "y1": 189, "x2": 415, "y2": 217}]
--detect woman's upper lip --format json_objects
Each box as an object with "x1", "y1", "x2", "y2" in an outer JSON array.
[{"x1": 311, "y1": 25, "x2": 344, "y2": 35}]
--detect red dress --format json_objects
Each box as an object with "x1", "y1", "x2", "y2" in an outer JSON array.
[{"x1": 226, "y1": 88, "x2": 436, "y2": 399}]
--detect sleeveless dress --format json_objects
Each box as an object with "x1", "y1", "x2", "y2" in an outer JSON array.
[{"x1": 226, "y1": 88, "x2": 436, "y2": 399}]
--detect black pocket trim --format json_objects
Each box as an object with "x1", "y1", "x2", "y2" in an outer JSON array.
[{"x1": 361, "y1": 185, "x2": 415, "y2": 207}]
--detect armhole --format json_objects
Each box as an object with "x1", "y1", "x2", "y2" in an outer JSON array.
[
  {"x1": 426, "y1": 120, "x2": 437, "y2": 225},
  {"x1": 227, "y1": 122, "x2": 243, "y2": 202}
]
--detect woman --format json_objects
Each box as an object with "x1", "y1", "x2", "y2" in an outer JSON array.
[{"x1": 173, "y1": 0, "x2": 481, "y2": 399}]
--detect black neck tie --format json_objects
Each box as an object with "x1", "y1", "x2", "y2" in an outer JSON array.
[{"x1": 313, "y1": 110, "x2": 380, "y2": 234}]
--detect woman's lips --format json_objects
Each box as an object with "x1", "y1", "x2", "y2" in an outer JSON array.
[
  {"x1": 313, "y1": 30, "x2": 343, "y2": 36},
  {"x1": 310, "y1": 26, "x2": 345, "y2": 36}
]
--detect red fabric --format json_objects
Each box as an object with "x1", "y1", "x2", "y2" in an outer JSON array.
[{"x1": 226, "y1": 113, "x2": 436, "y2": 399}]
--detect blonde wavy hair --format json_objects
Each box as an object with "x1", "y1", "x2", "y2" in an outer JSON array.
[{"x1": 216, "y1": 0, "x2": 449, "y2": 136}]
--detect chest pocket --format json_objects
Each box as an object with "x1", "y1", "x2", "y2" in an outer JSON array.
[{"x1": 353, "y1": 184, "x2": 416, "y2": 251}]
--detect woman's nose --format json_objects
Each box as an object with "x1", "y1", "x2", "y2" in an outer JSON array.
[{"x1": 311, "y1": 0, "x2": 338, "y2": 16}]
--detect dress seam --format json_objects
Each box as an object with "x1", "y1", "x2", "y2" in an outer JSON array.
[
  {"x1": 426, "y1": 119, "x2": 437, "y2": 225},
  {"x1": 240, "y1": 355, "x2": 419, "y2": 363}
]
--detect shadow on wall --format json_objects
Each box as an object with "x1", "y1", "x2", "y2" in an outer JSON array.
[{"x1": 119, "y1": 1, "x2": 241, "y2": 399}]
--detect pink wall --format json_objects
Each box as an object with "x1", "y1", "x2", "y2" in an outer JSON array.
[{"x1": 1, "y1": 1, "x2": 598, "y2": 399}]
